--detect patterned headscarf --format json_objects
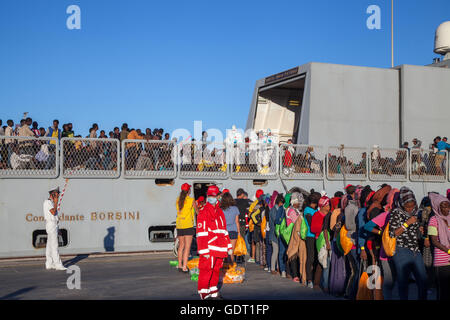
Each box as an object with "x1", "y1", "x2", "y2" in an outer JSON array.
[
  {"x1": 318, "y1": 196, "x2": 330, "y2": 209},
  {"x1": 399, "y1": 186, "x2": 417, "y2": 210},
  {"x1": 290, "y1": 192, "x2": 304, "y2": 208}
]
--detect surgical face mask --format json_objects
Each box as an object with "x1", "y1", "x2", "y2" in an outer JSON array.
[{"x1": 207, "y1": 197, "x2": 218, "y2": 205}]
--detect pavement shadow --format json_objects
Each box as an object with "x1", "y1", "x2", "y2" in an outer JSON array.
[
  {"x1": 0, "y1": 286, "x2": 37, "y2": 300},
  {"x1": 64, "y1": 254, "x2": 90, "y2": 267}
]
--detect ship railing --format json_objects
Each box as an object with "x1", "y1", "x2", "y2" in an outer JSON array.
[
  {"x1": 229, "y1": 143, "x2": 279, "y2": 180},
  {"x1": 177, "y1": 141, "x2": 228, "y2": 179},
  {"x1": 61, "y1": 138, "x2": 120, "y2": 178},
  {"x1": 279, "y1": 144, "x2": 324, "y2": 180},
  {"x1": 410, "y1": 149, "x2": 448, "y2": 183},
  {"x1": 0, "y1": 136, "x2": 59, "y2": 178},
  {"x1": 122, "y1": 139, "x2": 177, "y2": 179},
  {"x1": 2, "y1": 136, "x2": 450, "y2": 183},
  {"x1": 326, "y1": 146, "x2": 368, "y2": 181},
  {"x1": 369, "y1": 147, "x2": 409, "y2": 182}
]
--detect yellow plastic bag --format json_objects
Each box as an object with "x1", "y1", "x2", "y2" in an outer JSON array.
[
  {"x1": 187, "y1": 258, "x2": 199, "y2": 270},
  {"x1": 382, "y1": 222, "x2": 396, "y2": 257},
  {"x1": 223, "y1": 265, "x2": 245, "y2": 284},
  {"x1": 339, "y1": 225, "x2": 353, "y2": 255},
  {"x1": 234, "y1": 235, "x2": 247, "y2": 256},
  {"x1": 261, "y1": 216, "x2": 267, "y2": 239}
]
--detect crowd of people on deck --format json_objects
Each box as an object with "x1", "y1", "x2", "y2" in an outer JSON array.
[
  {"x1": 2, "y1": 116, "x2": 449, "y2": 177},
  {"x1": 175, "y1": 183, "x2": 450, "y2": 300},
  {"x1": 0, "y1": 117, "x2": 173, "y2": 171}
]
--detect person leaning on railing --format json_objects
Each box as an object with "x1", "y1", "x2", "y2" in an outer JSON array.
[
  {"x1": 125, "y1": 129, "x2": 144, "y2": 170},
  {"x1": 435, "y1": 137, "x2": 450, "y2": 176}
]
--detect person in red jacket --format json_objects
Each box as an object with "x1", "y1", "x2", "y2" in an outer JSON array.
[{"x1": 196, "y1": 185, "x2": 232, "y2": 300}]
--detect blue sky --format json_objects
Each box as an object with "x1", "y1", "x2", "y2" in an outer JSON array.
[{"x1": 0, "y1": 0, "x2": 448, "y2": 137}]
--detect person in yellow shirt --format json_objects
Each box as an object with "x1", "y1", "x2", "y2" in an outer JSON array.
[{"x1": 176, "y1": 183, "x2": 198, "y2": 273}]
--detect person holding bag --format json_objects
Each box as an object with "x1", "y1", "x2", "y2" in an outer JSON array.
[{"x1": 389, "y1": 187, "x2": 428, "y2": 300}]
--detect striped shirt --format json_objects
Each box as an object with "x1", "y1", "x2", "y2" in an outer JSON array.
[{"x1": 428, "y1": 216, "x2": 450, "y2": 267}]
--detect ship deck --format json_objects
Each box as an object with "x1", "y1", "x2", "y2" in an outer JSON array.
[{"x1": 0, "y1": 252, "x2": 435, "y2": 300}]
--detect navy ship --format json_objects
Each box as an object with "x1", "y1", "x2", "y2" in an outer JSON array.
[{"x1": 1, "y1": 23, "x2": 449, "y2": 259}]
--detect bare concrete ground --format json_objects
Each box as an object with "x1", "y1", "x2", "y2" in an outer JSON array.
[{"x1": 0, "y1": 252, "x2": 435, "y2": 300}]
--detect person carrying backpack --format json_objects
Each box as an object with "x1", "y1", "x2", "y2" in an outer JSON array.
[
  {"x1": 276, "y1": 193, "x2": 289, "y2": 278},
  {"x1": 304, "y1": 191, "x2": 321, "y2": 288},
  {"x1": 269, "y1": 193, "x2": 284, "y2": 274},
  {"x1": 249, "y1": 190, "x2": 265, "y2": 265},
  {"x1": 363, "y1": 188, "x2": 399, "y2": 300}
]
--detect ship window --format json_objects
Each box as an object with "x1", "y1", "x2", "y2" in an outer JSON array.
[
  {"x1": 155, "y1": 179, "x2": 175, "y2": 186},
  {"x1": 32, "y1": 229, "x2": 68, "y2": 249},
  {"x1": 148, "y1": 226, "x2": 175, "y2": 243},
  {"x1": 253, "y1": 180, "x2": 268, "y2": 186}
]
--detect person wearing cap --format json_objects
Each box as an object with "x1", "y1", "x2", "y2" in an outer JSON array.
[
  {"x1": 176, "y1": 183, "x2": 198, "y2": 273},
  {"x1": 248, "y1": 189, "x2": 265, "y2": 264},
  {"x1": 43, "y1": 187, "x2": 67, "y2": 270},
  {"x1": 196, "y1": 185, "x2": 232, "y2": 300}
]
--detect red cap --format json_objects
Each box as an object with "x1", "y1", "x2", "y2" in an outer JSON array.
[
  {"x1": 207, "y1": 185, "x2": 220, "y2": 196},
  {"x1": 222, "y1": 189, "x2": 230, "y2": 194},
  {"x1": 197, "y1": 196, "x2": 205, "y2": 203},
  {"x1": 181, "y1": 183, "x2": 191, "y2": 192},
  {"x1": 255, "y1": 189, "x2": 264, "y2": 199},
  {"x1": 344, "y1": 184, "x2": 354, "y2": 190}
]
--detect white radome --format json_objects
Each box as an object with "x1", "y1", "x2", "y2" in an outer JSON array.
[{"x1": 434, "y1": 21, "x2": 450, "y2": 55}]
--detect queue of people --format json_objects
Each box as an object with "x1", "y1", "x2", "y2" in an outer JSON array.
[{"x1": 175, "y1": 183, "x2": 450, "y2": 300}]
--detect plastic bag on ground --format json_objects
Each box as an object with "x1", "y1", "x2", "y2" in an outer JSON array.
[{"x1": 222, "y1": 263, "x2": 245, "y2": 284}]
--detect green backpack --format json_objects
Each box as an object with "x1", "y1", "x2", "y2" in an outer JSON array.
[
  {"x1": 316, "y1": 230, "x2": 330, "y2": 252},
  {"x1": 280, "y1": 218, "x2": 295, "y2": 245},
  {"x1": 275, "y1": 223, "x2": 281, "y2": 238},
  {"x1": 300, "y1": 218, "x2": 308, "y2": 240}
]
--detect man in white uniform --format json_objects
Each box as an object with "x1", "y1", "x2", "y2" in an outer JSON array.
[{"x1": 44, "y1": 187, "x2": 67, "y2": 270}]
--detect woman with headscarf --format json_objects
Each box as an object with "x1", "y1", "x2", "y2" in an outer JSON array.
[
  {"x1": 268, "y1": 193, "x2": 284, "y2": 274},
  {"x1": 389, "y1": 187, "x2": 428, "y2": 300},
  {"x1": 428, "y1": 192, "x2": 450, "y2": 300},
  {"x1": 311, "y1": 196, "x2": 332, "y2": 292},
  {"x1": 265, "y1": 191, "x2": 279, "y2": 273},
  {"x1": 304, "y1": 191, "x2": 321, "y2": 289},
  {"x1": 275, "y1": 193, "x2": 289, "y2": 278},
  {"x1": 364, "y1": 185, "x2": 392, "y2": 267},
  {"x1": 285, "y1": 192, "x2": 305, "y2": 282},
  {"x1": 363, "y1": 188, "x2": 399, "y2": 300},
  {"x1": 342, "y1": 185, "x2": 362, "y2": 300}
]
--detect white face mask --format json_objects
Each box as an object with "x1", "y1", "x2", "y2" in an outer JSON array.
[{"x1": 207, "y1": 197, "x2": 218, "y2": 205}]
